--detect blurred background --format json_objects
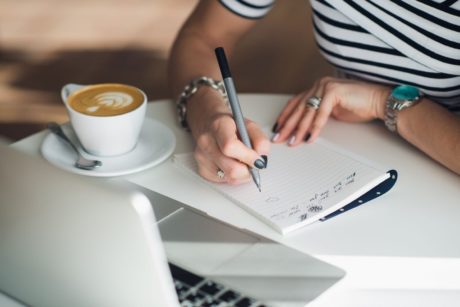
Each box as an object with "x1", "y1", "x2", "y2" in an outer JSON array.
[{"x1": 0, "y1": 0, "x2": 332, "y2": 143}]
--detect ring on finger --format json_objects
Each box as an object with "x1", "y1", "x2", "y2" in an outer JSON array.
[
  {"x1": 306, "y1": 96, "x2": 322, "y2": 110},
  {"x1": 217, "y1": 169, "x2": 225, "y2": 179}
]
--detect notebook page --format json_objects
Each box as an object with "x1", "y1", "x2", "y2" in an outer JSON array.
[{"x1": 174, "y1": 139, "x2": 389, "y2": 234}]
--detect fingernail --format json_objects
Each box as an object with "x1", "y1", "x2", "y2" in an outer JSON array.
[
  {"x1": 261, "y1": 155, "x2": 268, "y2": 168},
  {"x1": 288, "y1": 135, "x2": 296, "y2": 146},
  {"x1": 254, "y1": 158, "x2": 266, "y2": 169},
  {"x1": 272, "y1": 122, "x2": 279, "y2": 133},
  {"x1": 304, "y1": 133, "x2": 311, "y2": 142},
  {"x1": 271, "y1": 133, "x2": 279, "y2": 142}
]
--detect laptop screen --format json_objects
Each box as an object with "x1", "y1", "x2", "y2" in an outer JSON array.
[{"x1": 0, "y1": 144, "x2": 179, "y2": 307}]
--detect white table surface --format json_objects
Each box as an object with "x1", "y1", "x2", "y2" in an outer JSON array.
[{"x1": 12, "y1": 94, "x2": 460, "y2": 307}]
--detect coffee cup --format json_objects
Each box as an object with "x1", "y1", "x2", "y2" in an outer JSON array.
[{"x1": 61, "y1": 83, "x2": 147, "y2": 157}]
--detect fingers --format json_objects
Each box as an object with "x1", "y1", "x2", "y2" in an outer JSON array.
[
  {"x1": 274, "y1": 92, "x2": 311, "y2": 143},
  {"x1": 194, "y1": 146, "x2": 250, "y2": 184},
  {"x1": 289, "y1": 102, "x2": 317, "y2": 145},
  {"x1": 274, "y1": 94, "x2": 306, "y2": 131},
  {"x1": 195, "y1": 76, "x2": 383, "y2": 185},
  {"x1": 246, "y1": 119, "x2": 271, "y2": 159},
  {"x1": 273, "y1": 83, "x2": 325, "y2": 146},
  {"x1": 195, "y1": 115, "x2": 269, "y2": 184},
  {"x1": 214, "y1": 118, "x2": 269, "y2": 169},
  {"x1": 272, "y1": 83, "x2": 318, "y2": 143},
  {"x1": 272, "y1": 77, "x2": 339, "y2": 146},
  {"x1": 307, "y1": 93, "x2": 334, "y2": 143}
]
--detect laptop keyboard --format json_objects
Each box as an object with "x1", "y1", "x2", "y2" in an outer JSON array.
[{"x1": 169, "y1": 263, "x2": 266, "y2": 307}]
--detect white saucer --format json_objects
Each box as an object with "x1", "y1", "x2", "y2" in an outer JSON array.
[{"x1": 41, "y1": 118, "x2": 176, "y2": 177}]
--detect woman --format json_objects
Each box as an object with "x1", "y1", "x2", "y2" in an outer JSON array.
[{"x1": 168, "y1": 0, "x2": 460, "y2": 182}]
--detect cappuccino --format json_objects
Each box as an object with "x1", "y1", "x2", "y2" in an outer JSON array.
[
  {"x1": 68, "y1": 84, "x2": 145, "y2": 116},
  {"x1": 62, "y1": 83, "x2": 147, "y2": 156}
]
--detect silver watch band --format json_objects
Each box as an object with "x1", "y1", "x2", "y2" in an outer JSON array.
[
  {"x1": 176, "y1": 76, "x2": 227, "y2": 129},
  {"x1": 384, "y1": 97, "x2": 398, "y2": 133},
  {"x1": 384, "y1": 87, "x2": 422, "y2": 133}
]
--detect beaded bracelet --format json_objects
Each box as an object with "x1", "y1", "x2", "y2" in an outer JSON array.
[{"x1": 176, "y1": 76, "x2": 227, "y2": 129}]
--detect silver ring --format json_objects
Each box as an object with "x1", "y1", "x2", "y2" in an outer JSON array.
[
  {"x1": 306, "y1": 96, "x2": 322, "y2": 110},
  {"x1": 217, "y1": 169, "x2": 225, "y2": 179}
]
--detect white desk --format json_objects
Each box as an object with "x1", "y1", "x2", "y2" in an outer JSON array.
[{"x1": 12, "y1": 94, "x2": 460, "y2": 307}]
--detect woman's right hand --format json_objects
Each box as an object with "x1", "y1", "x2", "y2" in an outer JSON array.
[{"x1": 187, "y1": 87, "x2": 270, "y2": 184}]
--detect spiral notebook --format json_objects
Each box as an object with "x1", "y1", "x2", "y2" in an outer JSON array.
[{"x1": 173, "y1": 139, "x2": 397, "y2": 235}]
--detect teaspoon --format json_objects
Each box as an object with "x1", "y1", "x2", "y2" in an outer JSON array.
[{"x1": 47, "y1": 122, "x2": 102, "y2": 170}]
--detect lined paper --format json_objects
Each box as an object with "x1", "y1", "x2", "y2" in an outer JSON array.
[{"x1": 174, "y1": 139, "x2": 390, "y2": 234}]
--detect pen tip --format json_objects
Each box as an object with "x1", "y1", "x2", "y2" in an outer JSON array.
[{"x1": 258, "y1": 187, "x2": 261, "y2": 192}]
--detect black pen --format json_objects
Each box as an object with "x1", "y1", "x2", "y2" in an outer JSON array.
[{"x1": 215, "y1": 47, "x2": 262, "y2": 192}]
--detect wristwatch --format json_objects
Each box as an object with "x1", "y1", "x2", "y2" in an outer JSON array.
[{"x1": 384, "y1": 85, "x2": 422, "y2": 133}]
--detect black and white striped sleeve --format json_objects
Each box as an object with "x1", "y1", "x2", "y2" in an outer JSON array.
[
  {"x1": 312, "y1": 0, "x2": 460, "y2": 110},
  {"x1": 218, "y1": 0, "x2": 275, "y2": 19}
]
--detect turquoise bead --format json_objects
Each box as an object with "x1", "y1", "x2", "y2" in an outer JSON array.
[{"x1": 392, "y1": 85, "x2": 419, "y2": 100}]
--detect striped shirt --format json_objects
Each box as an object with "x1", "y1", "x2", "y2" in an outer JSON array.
[{"x1": 218, "y1": 0, "x2": 460, "y2": 111}]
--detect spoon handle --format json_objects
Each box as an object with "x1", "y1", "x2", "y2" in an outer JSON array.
[{"x1": 46, "y1": 122, "x2": 80, "y2": 154}]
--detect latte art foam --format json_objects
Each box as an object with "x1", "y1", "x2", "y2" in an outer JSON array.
[
  {"x1": 68, "y1": 84, "x2": 145, "y2": 116},
  {"x1": 85, "y1": 92, "x2": 134, "y2": 113}
]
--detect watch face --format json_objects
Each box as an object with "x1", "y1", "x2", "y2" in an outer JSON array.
[{"x1": 392, "y1": 85, "x2": 420, "y2": 101}]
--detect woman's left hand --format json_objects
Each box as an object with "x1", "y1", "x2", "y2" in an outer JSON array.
[{"x1": 272, "y1": 77, "x2": 391, "y2": 145}]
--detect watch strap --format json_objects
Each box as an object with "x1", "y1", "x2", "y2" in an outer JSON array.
[
  {"x1": 384, "y1": 97, "x2": 398, "y2": 133},
  {"x1": 384, "y1": 85, "x2": 422, "y2": 133}
]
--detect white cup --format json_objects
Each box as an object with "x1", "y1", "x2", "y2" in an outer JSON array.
[{"x1": 61, "y1": 83, "x2": 147, "y2": 157}]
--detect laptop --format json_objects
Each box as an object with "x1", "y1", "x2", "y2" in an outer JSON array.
[{"x1": 0, "y1": 144, "x2": 345, "y2": 307}]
